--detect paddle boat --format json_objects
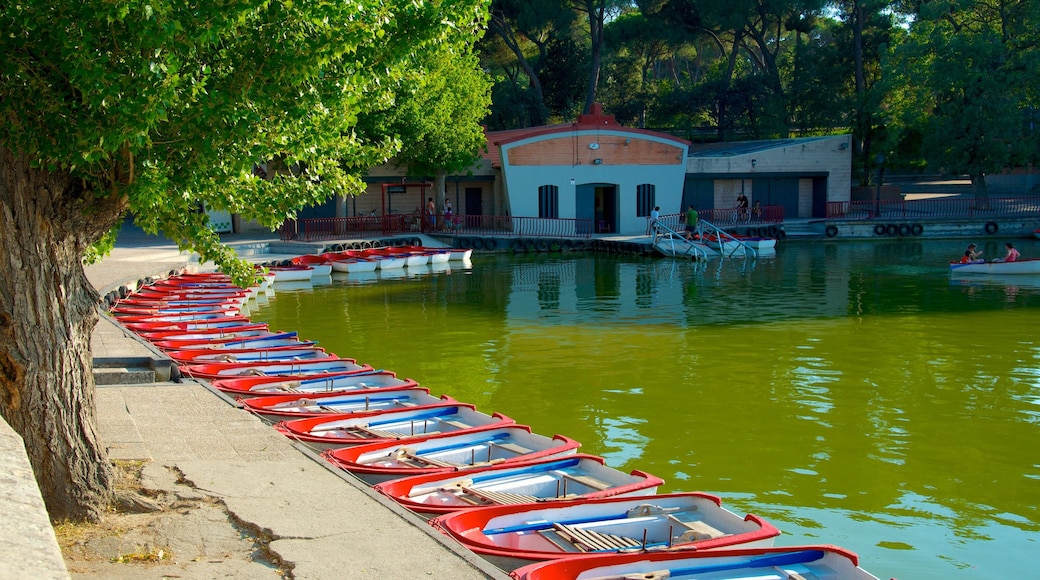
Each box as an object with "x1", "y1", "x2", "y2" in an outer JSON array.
[
  {"x1": 322, "y1": 425, "x2": 581, "y2": 485},
  {"x1": 238, "y1": 387, "x2": 449, "y2": 420},
  {"x1": 428, "y1": 492, "x2": 780, "y2": 571},
  {"x1": 274, "y1": 404, "x2": 514, "y2": 450},
  {"x1": 508, "y1": 544, "x2": 880, "y2": 580},
  {"x1": 211, "y1": 371, "x2": 419, "y2": 399},
  {"x1": 372, "y1": 454, "x2": 663, "y2": 517},
  {"x1": 949, "y1": 257, "x2": 1040, "y2": 275},
  {"x1": 179, "y1": 358, "x2": 374, "y2": 381}
]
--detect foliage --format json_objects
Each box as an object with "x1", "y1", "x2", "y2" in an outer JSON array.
[{"x1": 1, "y1": 0, "x2": 490, "y2": 282}]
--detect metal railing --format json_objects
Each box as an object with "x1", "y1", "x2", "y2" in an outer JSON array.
[
  {"x1": 826, "y1": 196, "x2": 1040, "y2": 220},
  {"x1": 697, "y1": 205, "x2": 785, "y2": 226}
]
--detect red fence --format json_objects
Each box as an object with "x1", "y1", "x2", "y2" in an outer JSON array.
[
  {"x1": 280, "y1": 214, "x2": 596, "y2": 242},
  {"x1": 826, "y1": 196, "x2": 1040, "y2": 220}
]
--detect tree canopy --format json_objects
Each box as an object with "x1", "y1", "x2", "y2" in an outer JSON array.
[
  {"x1": 480, "y1": 0, "x2": 1040, "y2": 184},
  {"x1": 0, "y1": 0, "x2": 490, "y2": 521}
]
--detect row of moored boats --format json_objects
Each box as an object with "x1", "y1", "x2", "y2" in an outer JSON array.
[{"x1": 109, "y1": 250, "x2": 882, "y2": 580}]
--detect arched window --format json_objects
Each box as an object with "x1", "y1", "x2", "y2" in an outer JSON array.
[
  {"x1": 538, "y1": 185, "x2": 559, "y2": 218},
  {"x1": 636, "y1": 184, "x2": 656, "y2": 217}
]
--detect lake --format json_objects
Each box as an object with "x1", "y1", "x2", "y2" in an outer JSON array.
[{"x1": 249, "y1": 237, "x2": 1040, "y2": 579}]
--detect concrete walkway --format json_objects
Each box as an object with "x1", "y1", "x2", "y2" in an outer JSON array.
[{"x1": 81, "y1": 223, "x2": 506, "y2": 579}]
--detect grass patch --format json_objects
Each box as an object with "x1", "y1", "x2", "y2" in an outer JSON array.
[{"x1": 111, "y1": 546, "x2": 171, "y2": 563}]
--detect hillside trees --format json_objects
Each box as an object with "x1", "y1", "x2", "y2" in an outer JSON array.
[
  {"x1": 0, "y1": 0, "x2": 488, "y2": 521},
  {"x1": 889, "y1": 0, "x2": 1040, "y2": 198}
]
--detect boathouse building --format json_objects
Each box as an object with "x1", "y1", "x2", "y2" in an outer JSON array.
[{"x1": 259, "y1": 106, "x2": 852, "y2": 237}]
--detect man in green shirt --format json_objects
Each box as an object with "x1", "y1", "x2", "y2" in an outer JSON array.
[{"x1": 684, "y1": 205, "x2": 698, "y2": 240}]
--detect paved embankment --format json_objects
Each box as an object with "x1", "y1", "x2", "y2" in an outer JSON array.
[{"x1": 0, "y1": 226, "x2": 505, "y2": 579}]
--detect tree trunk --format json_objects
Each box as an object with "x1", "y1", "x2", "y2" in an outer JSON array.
[
  {"x1": 971, "y1": 172, "x2": 990, "y2": 208},
  {"x1": 0, "y1": 146, "x2": 121, "y2": 521}
]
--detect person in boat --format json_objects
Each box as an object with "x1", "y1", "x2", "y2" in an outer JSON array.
[
  {"x1": 994, "y1": 242, "x2": 1020, "y2": 263},
  {"x1": 684, "y1": 205, "x2": 698, "y2": 240},
  {"x1": 960, "y1": 243, "x2": 983, "y2": 263}
]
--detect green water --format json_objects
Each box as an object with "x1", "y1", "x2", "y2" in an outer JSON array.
[{"x1": 249, "y1": 238, "x2": 1040, "y2": 579}]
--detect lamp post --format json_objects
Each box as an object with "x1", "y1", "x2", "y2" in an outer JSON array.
[{"x1": 874, "y1": 153, "x2": 885, "y2": 218}]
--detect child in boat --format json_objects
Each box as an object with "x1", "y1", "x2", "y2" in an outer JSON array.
[
  {"x1": 994, "y1": 242, "x2": 1020, "y2": 263},
  {"x1": 960, "y1": 243, "x2": 982, "y2": 263}
]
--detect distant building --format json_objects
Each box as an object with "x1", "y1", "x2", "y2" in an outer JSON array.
[{"x1": 256, "y1": 105, "x2": 852, "y2": 236}]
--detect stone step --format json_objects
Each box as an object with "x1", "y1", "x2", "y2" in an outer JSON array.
[{"x1": 94, "y1": 367, "x2": 156, "y2": 386}]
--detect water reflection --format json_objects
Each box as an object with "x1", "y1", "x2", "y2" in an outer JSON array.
[{"x1": 251, "y1": 239, "x2": 1040, "y2": 579}]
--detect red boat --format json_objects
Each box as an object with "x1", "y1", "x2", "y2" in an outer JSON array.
[
  {"x1": 166, "y1": 345, "x2": 328, "y2": 365},
  {"x1": 119, "y1": 317, "x2": 259, "y2": 334},
  {"x1": 274, "y1": 404, "x2": 513, "y2": 450},
  {"x1": 372, "y1": 454, "x2": 663, "y2": 517},
  {"x1": 322, "y1": 425, "x2": 580, "y2": 485},
  {"x1": 210, "y1": 371, "x2": 419, "y2": 399},
  {"x1": 428, "y1": 492, "x2": 780, "y2": 571},
  {"x1": 111, "y1": 312, "x2": 247, "y2": 324},
  {"x1": 146, "y1": 329, "x2": 288, "y2": 349},
  {"x1": 180, "y1": 358, "x2": 373, "y2": 381},
  {"x1": 240, "y1": 388, "x2": 451, "y2": 421}
]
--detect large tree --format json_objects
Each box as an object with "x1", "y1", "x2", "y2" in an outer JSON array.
[{"x1": 0, "y1": 0, "x2": 488, "y2": 521}]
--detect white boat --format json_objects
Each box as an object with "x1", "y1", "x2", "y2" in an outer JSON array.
[
  {"x1": 949, "y1": 258, "x2": 1040, "y2": 275},
  {"x1": 428, "y1": 249, "x2": 451, "y2": 264},
  {"x1": 265, "y1": 266, "x2": 315, "y2": 282},
  {"x1": 740, "y1": 237, "x2": 777, "y2": 250},
  {"x1": 449, "y1": 248, "x2": 473, "y2": 261},
  {"x1": 330, "y1": 257, "x2": 378, "y2": 273}
]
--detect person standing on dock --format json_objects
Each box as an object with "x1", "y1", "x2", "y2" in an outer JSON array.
[
  {"x1": 648, "y1": 206, "x2": 660, "y2": 236},
  {"x1": 684, "y1": 205, "x2": 698, "y2": 240}
]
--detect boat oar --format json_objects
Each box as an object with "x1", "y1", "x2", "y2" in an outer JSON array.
[
  {"x1": 400, "y1": 432, "x2": 511, "y2": 457},
  {"x1": 484, "y1": 512, "x2": 662, "y2": 536}
]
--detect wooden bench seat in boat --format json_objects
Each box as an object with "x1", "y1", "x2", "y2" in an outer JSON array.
[
  {"x1": 560, "y1": 472, "x2": 611, "y2": 491},
  {"x1": 394, "y1": 449, "x2": 459, "y2": 468},
  {"x1": 456, "y1": 486, "x2": 539, "y2": 506},
  {"x1": 491, "y1": 442, "x2": 532, "y2": 455},
  {"x1": 539, "y1": 523, "x2": 643, "y2": 553}
]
